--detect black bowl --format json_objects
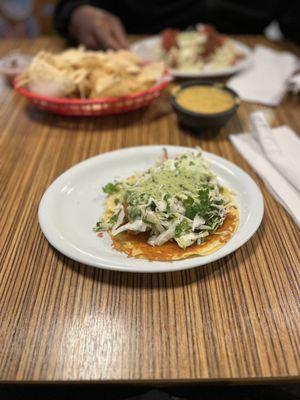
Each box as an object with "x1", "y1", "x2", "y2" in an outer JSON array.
[{"x1": 171, "y1": 80, "x2": 240, "y2": 130}]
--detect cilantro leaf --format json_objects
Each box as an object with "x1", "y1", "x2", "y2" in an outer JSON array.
[
  {"x1": 184, "y1": 188, "x2": 211, "y2": 220},
  {"x1": 175, "y1": 219, "x2": 190, "y2": 238},
  {"x1": 102, "y1": 182, "x2": 120, "y2": 195},
  {"x1": 109, "y1": 214, "x2": 118, "y2": 224},
  {"x1": 93, "y1": 221, "x2": 105, "y2": 232}
]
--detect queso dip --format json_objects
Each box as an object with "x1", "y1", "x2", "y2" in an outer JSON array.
[{"x1": 176, "y1": 86, "x2": 236, "y2": 114}]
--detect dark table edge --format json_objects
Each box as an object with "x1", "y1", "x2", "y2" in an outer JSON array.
[{"x1": 0, "y1": 376, "x2": 299, "y2": 385}]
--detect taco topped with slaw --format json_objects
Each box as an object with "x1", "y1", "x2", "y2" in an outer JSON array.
[{"x1": 94, "y1": 148, "x2": 238, "y2": 261}]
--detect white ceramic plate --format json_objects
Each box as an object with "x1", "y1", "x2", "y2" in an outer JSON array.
[
  {"x1": 39, "y1": 146, "x2": 263, "y2": 273},
  {"x1": 131, "y1": 36, "x2": 252, "y2": 78}
]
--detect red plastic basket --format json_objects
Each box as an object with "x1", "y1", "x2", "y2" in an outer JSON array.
[{"x1": 14, "y1": 69, "x2": 171, "y2": 116}]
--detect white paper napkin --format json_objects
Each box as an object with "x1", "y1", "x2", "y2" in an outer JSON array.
[
  {"x1": 229, "y1": 115, "x2": 300, "y2": 227},
  {"x1": 250, "y1": 112, "x2": 300, "y2": 192},
  {"x1": 227, "y1": 45, "x2": 298, "y2": 106}
]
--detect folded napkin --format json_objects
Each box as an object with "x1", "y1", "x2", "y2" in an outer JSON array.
[
  {"x1": 250, "y1": 112, "x2": 300, "y2": 192},
  {"x1": 227, "y1": 45, "x2": 298, "y2": 106},
  {"x1": 230, "y1": 112, "x2": 300, "y2": 227}
]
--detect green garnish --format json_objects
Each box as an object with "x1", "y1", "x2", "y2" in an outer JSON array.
[
  {"x1": 93, "y1": 221, "x2": 105, "y2": 232},
  {"x1": 184, "y1": 188, "x2": 211, "y2": 220},
  {"x1": 102, "y1": 182, "x2": 120, "y2": 195},
  {"x1": 175, "y1": 219, "x2": 190, "y2": 238},
  {"x1": 109, "y1": 214, "x2": 118, "y2": 224}
]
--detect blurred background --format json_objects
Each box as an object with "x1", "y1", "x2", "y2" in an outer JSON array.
[
  {"x1": 0, "y1": 0, "x2": 284, "y2": 41},
  {"x1": 0, "y1": 0, "x2": 55, "y2": 38}
]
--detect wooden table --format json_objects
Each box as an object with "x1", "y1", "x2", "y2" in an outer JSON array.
[{"x1": 0, "y1": 36, "x2": 299, "y2": 383}]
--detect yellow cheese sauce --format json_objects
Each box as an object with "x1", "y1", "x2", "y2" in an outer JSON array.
[{"x1": 176, "y1": 86, "x2": 235, "y2": 114}]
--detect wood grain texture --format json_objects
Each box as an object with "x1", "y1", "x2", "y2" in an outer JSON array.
[{"x1": 0, "y1": 36, "x2": 299, "y2": 383}]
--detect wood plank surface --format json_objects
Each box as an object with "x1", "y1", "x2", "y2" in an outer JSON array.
[{"x1": 0, "y1": 36, "x2": 299, "y2": 382}]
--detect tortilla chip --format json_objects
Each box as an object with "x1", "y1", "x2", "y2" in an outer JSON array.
[
  {"x1": 138, "y1": 62, "x2": 165, "y2": 83},
  {"x1": 18, "y1": 48, "x2": 165, "y2": 99}
]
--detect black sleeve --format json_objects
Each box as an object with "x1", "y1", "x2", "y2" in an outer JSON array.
[
  {"x1": 53, "y1": 0, "x2": 93, "y2": 38},
  {"x1": 204, "y1": 0, "x2": 277, "y2": 34},
  {"x1": 277, "y1": 1, "x2": 300, "y2": 44}
]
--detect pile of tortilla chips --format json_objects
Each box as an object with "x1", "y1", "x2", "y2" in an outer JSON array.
[{"x1": 16, "y1": 47, "x2": 165, "y2": 99}]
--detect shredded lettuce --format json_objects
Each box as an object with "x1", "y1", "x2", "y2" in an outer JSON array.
[{"x1": 94, "y1": 149, "x2": 229, "y2": 248}]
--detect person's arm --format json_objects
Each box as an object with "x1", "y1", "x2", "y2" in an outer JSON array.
[
  {"x1": 53, "y1": 1, "x2": 129, "y2": 49},
  {"x1": 54, "y1": 0, "x2": 90, "y2": 39}
]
